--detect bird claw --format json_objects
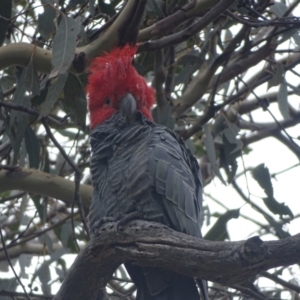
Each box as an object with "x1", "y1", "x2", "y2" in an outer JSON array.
[
  {"x1": 117, "y1": 211, "x2": 144, "y2": 232},
  {"x1": 92, "y1": 217, "x2": 115, "y2": 235}
]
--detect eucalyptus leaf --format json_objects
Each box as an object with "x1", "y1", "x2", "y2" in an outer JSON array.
[
  {"x1": 25, "y1": 126, "x2": 40, "y2": 169},
  {"x1": 263, "y1": 197, "x2": 293, "y2": 218},
  {"x1": 63, "y1": 73, "x2": 87, "y2": 128},
  {"x1": 270, "y1": 2, "x2": 288, "y2": 17},
  {"x1": 51, "y1": 14, "x2": 81, "y2": 75},
  {"x1": 38, "y1": 1, "x2": 56, "y2": 39},
  {"x1": 40, "y1": 72, "x2": 69, "y2": 117},
  {"x1": 278, "y1": 82, "x2": 290, "y2": 120},
  {"x1": 205, "y1": 209, "x2": 240, "y2": 241},
  {"x1": 24, "y1": 62, "x2": 40, "y2": 96},
  {"x1": 268, "y1": 63, "x2": 285, "y2": 90},
  {"x1": 9, "y1": 68, "x2": 27, "y2": 127},
  {"x1": 32, "y1": 196, "x2": 45, "y2": 222},
  {"x1": 292, "y1": 31, "x2": 300, "y2": 49},
  {"x1": 36, "y1": 262, "x2": 51, "y2": 294},
  {"x1": 38, "y1": 233, "x2": 54, "y2": 253},
  {"x1": 252, "y1": 164, "x2": 273, "y2": 198},
  {"x1": 19, "y1": 254, "x2": 33, "y2": 279},
  {"x1": 203, "y1": 124, "x2": 226, "y2": 185}
]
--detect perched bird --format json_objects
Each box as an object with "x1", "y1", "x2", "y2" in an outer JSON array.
[{"x1": 87, "y1": 45, "x2": 208, "y2": 300}]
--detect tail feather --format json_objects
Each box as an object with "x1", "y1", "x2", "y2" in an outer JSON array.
[{"x1": 125, "y1": 264, "x2": 202, "y2": 300}]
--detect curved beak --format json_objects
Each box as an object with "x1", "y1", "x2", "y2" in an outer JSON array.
[{"x1": 120, "y1": 93, "x2": 137, "y2": 124}]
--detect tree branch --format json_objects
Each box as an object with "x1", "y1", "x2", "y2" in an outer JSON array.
[
  {"x1": 138, "y1": 0, "x2": 219, "y2": 41},
  {"x1": 0, "y1": 167, "x2": 92, "y2": 208},
  {"x1": 139, "y1": 0, "x2": 236, "y2": 52},
  {"x1": 54, "y1": 220, "x2": 300, "y2": 300},
  {"x1": 0, "y1": 0, "x2": 146, "y2": 74}
]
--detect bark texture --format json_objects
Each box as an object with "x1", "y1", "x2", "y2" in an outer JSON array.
[{"x1": 54, "y1": 220, "x2": 300, "y2": 300}]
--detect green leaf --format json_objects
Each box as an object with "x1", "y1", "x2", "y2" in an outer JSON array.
[
  {"x1": 25, "y1": 126, "x2": 40, "y2": 169},
  {"x1": 0, "y1": 278, "x2": 17, "y2": 293},
  {"x1": 222, "y1": 132, "x2": 240, "y2": 182},
  {"x1": 263, "y1": 197, "x2": 294, "y2": 218},
  {"x1": 10, "y1": 68, "x2": 27, "y2": 127},
  {"x1": 38, "y1": 233, "x2": 54, "y2": 253},
  {"x1": 32, "y1": 196, "x2": 45, "y2": 221},
  {"x1": 19, "y1": 254, "x2": 33, "y2": 280},
  {"x1": 252, "y1": 164, "x2": 273, "y2": 198},
  {"x1": 31, "y1": 86, "x2": 48, "y2": 106},
  {"x1": 0, "y1": 75, "x2": 15, "y2": 91},
  {"x1": 60, "y1": 221, "x2": 79, "y2": 252},
  {"x1": 292, "y1": 31, "x2": 300, "y2": 49},
  {"x1": 36, "y1": 262, "x2": 51, "y2": 294},
  {"x1": 203, "y1": 124, "x2": 226, "y2": 185},
  {"x1": 0, "y1": 0, "x2": 12, "y2": 46},
  {"x1": 38, "y1": 1, "x2": 56, "y2": 39},
  {"x1": 212, "y1": 114, "x2": 227, "y2": 136},
  {"x1": 265, "y1": 215, "x2": 290, "y2": 239},
  {"x1": 268, "y1": 63, "x2": 285, "y2": 90},
  {"x1": 270, "y1": 2, "x2": 288, "y2": 17},
  {"x1": 51, "y1": 14, "x2": 81, "y2": 75},
  {"x1": 63, "y1": 73, "x2": 87, "y2": 128},
  {"x1": 39, "y1": 14, "x2": 80, "y2": 117},
  {"x1": 10, "y1": 99, "x2": 30, "y2": 163},
  {"x1": 24, "y1": 61, "x2": 40, "y2": 96},
  {"x1": 40, "y1": 72, "x2": 69, "y2": 117},
  {"x1": 10, "y1": 61, "x2": 40, "y2": 126},
  {"x1": 278, "y1": 82, "x2": 290, "y2": 120},
  {"x1": 204, "y1": 209, "x2": 240, "y2": 241}
]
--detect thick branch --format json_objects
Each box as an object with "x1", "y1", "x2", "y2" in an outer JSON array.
[
  {"x1": 0, "y1": 0, "x2": 145, "y2": 74},
  {"x1": 0, "y1": 167, "x2": 92, "y2": 208},
  {"x1": 54, "y1": 220, "x2": 300, "y2": 300}
]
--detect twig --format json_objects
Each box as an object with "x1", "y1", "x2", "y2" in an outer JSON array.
[
  {"x1": 237, "y1": 75, "x2": 300, "y2": 153},
  {"x1": 139, "y1": 0, "x2": 236, "y2": 51},
  {"x1": 0, "y1": 164, "x2": 19, "y2": 171},
  {"x1": 3, "y1": 214, "x2": 72, "y2": 251},
  {"x1": 42, "y1": 119, "x2": 82, "y2": 251},
  {"x1": 0, "y1": 101, "x2": 63, "y2": 126},
  {"x1": 0, "y1": 191, "x2": 27, "y2": 204},
  {"x1": 41, "y1": 119, "x2": 80, "y2": 174},
  {"x1": 261, "y1": 271, "x2": 300, "y2": 293},
  {"x1": 225, "y1": 11, "x2": 300, "y2": 28},
  {"x1": 153, "y1": 49, "x2": 167, "y2": 108},
  {"x1": 270, "y1": 163, "x2": 300, "y2": 178},
  {"x1": 230, "y1": 285, "x2": 267, "y2": 300},
  {"x1": 0, "y1": 227, "x2": 31, "y2": 300}
]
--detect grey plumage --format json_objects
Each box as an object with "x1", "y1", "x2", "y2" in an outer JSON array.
[{"x1": 89, "y1": 111, "x2": 207, "y2": 300}]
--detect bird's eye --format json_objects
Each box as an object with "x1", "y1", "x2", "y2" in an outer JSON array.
[{"x1": 105, "y1": 98, "x2": 111, "y2": 105}]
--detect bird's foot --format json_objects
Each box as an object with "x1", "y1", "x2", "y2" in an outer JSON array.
[
  {"x1": 117, "y1": 211, "x2": 144, "y2": 232},
  {"x1": 92, "y1": 217, "x2": 115, "y2": 235}
]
